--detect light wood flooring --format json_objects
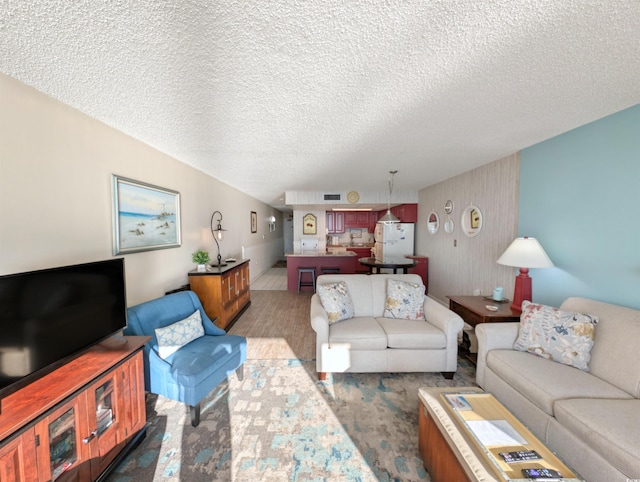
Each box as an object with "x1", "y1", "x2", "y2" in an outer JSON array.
[
  {"x1": 228, "y1": 290, "x2": 315, "y2": 360},
  {"x1": 251, "y1": 267, "x2": 287, "y2": 290}
]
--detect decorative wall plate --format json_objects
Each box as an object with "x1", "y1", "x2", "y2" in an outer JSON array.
[
  {"x1": 444, "y1": 200, "x2": 454, "y2": 214},
  {"x1": 347, "y1": 191, "x2": 360, "y2": 203}
]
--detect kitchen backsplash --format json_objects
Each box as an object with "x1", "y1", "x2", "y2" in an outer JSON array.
[{"x1": 328, "y1": 229, "x2": 374, "y2": 246}]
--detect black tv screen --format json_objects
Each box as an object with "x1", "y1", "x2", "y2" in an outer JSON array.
[{"x1": 0, "y1": 258, "x2": 127, "y2": 400}]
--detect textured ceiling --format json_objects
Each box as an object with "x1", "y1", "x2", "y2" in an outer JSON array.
[{"x1": 2, "y1": 1, "x2": 640, "y2": 210}]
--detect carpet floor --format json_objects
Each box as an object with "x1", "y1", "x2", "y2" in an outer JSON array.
[{"x1": 107, "y1": 358, "x2": 477, "y2": 482}]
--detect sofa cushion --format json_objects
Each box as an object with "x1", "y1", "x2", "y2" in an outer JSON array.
[
  {"x1": 329, "y1": 317, "x2": 387, "y2": 350},
  {"x1": 486, "y1": 349, "x2": 632, "y2": 416},
  {"x1": 167, "y1": 334, "x2": 246, "y2": 386},
  {"x1": 383, "y1": 279, "x2": 425, "y2": 320},
  {"x1": 514, "y1": 300, "x2": 598, "y2": 371},
  {"x1": 560, "y1": 297, "x2": 640, "y2": 398},
  {"x1": 317, "y1": 281, "x2": 355, "y2": 324},
  {"x1": 155, "y1": 310, "x2": 205, "y2": 359},
  {"x1": 554, "y1": 398, "x2": 640, "y2": 478},
  {"x1": 377, "y1": 318, "x2": 446, "y2": 349}
]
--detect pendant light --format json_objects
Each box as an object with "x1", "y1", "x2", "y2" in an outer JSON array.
[{"x1": 378, "y1": 170, "x2": 400, "y2": 224}]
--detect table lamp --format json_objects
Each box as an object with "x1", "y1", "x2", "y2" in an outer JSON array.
[
  {"x1": 497, "y1": 237, "x2": 553, "y2": 313},
  {"x1": 210, "y1": 210, "x2": 227, "y2": 266}
]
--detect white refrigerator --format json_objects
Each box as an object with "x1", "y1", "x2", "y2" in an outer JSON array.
[{"x1": 374, "y1": 223, "x2": 415, "y2": 260}]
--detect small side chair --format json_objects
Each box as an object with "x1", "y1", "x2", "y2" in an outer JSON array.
[{"x1": 125, "y1": 290, "x2": 246, "y2": 427}]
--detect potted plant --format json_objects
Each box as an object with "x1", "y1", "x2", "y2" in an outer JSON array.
[{"x1": 192, "y1": 250, "x2": 210, "y2": 272}]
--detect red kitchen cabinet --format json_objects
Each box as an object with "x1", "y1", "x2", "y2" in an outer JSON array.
[
  {"x1": 391, "y1": 204, "x2": 418, "y2": 223},
  {"x1": 368, "y1": 212, "x2": 381, "y2": 232},
  {"x1": 347, "y1": 247, "x2": 373, "y2": 273},
  {"x1": 344, "y1": 212, "x2": 370, "y2": 229},
  {"x1": 326, "y1": 212, "x2": 345, "y2": 233}
]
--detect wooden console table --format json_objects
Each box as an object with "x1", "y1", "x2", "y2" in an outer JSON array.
[{"x1": 189, "y1": 259, "x2": 251, "y2": 329}]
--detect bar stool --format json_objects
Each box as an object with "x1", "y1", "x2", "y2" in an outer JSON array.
[
  {"x1": 297, "y1": 267, "x2": 316, "y2": 293},
  {"x1": 321, "y1": 267, "x2": 340, "y2": 275}
]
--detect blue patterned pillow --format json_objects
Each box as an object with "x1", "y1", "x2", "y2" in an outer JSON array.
[
  {"x1": 514, "y1": 300, "x2": 598, "y2": 371},
  {"x1": 317, "y1": 281, "x2": 355, "y2": 324},
  {"x1": 155, "y1": 310, "x2": 205, "y2": 359},
  {"x1": 383, "y1": 279, "x2": 425, "y2": 320}
]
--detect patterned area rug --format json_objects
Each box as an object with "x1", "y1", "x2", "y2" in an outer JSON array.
[{"x1": 108, "y1": 358, "x2": 477, "y2": 482}]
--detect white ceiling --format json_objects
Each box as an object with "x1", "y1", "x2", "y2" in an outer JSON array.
[{"x1": 3, "y1": 1, "x2": 640, "y2": 211}]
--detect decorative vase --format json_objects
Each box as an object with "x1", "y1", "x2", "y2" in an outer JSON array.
[{"x1": 197, "y1": 264, "x2": 206, "y2": 272}]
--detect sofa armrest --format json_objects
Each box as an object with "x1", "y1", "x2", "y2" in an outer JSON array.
[
  {"x1": 423, "y1": 297, "x2": 464, "y2": 337},
  {"x1": 310, "y1": 294, "x2": 330, "y2": 345},
  {"x1": 475, "y1": 322, "x2": 519, "y2": 388},
  {"x1": 201, "y1": 308, "x2": 226, "y2": 336},
  {"x1": 424, "y1": 297, "x2": 464, "y2": 372}
]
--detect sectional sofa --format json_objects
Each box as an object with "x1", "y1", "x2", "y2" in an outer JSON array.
[{"x1": 476, "y1": 297, "x2": 640, "y2": 481}]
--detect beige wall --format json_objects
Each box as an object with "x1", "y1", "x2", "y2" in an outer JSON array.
[
  {"x1": 0, "y1": 74, "x2": 282, "y2": 306},
  {"x1": 416, "y1": 154, "x2": 520, "y2": 305}
]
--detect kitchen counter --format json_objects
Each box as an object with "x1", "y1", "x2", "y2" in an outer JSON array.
[
  {"x1": 286, "y1": 251, "x2": 357, "y2": 257},
  {"x1": 286, "y1": 252, "x2": 358, "y2": 291}
]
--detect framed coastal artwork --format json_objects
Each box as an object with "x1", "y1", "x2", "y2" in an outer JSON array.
[{"x1": 112, "y1": 175, "x2": 181, "y2": 254}]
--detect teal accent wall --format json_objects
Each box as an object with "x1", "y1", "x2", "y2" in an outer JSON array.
[{"x1": 519, "y1": 104, "x2": 640, "y2": 309}]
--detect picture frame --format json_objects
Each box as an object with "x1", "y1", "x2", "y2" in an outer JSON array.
[
  {"x1": 303, "y1": 213, "x2": 317, "y2": 235},
  {"x1": 112, "y1": 175, "x2": 181, "y2": 255},
  {"x1": 251, "y1": 211, "x2": 258, "y2": 233}
]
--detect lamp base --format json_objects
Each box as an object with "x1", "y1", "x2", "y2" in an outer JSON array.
[
  {"x1": 511, "y1": 267, "x2": 532, "y2": 314},
  {"x1": 210, "y1": 263, "x2": 228, "y2": 267}
]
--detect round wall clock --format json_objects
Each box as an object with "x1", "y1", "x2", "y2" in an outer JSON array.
[{"x1": 347, "y1": 191, "x2": 360, "y2": 203}]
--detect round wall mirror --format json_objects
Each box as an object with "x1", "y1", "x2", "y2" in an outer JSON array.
[
  {"x1": 444, "y1": 200, "x2": 454, "y2": 214},
  {"x1": 427, "y1": 211, "x2": 439, "y2": 235},
  {"x1": 444, "y1": 218, "x2": 455, "y2": 234},
  {"x1": 461, "y1": 204, "x2": 483, "y2": 237}
]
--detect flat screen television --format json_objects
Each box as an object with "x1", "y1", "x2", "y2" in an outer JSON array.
[{"x1": 0, "y1": 258, "x2": 127, "y2": 404}]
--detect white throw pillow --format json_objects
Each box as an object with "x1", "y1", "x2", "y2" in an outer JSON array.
[
  {"x1": 155, "y1": 310, "x2": 205, "y2": 359},
  {"x1": 383, "y1": 279, "x2": 425, "y2": 320},
  {"x1": 514, "y1": 300, "x2": 598, "y2": 371},
  {"x1": 317, "y1": 281, "x2": 355, "y2": 324}
]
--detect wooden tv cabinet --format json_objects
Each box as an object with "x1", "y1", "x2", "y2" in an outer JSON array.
[{"x1": 0, "y1": 336, "x2": 150, "y2": 482}]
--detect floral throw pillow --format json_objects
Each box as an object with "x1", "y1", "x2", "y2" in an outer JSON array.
[
  {"x1": 514, "y1": 300, "x2": 598, "y2": 371},
  {"x1": 383, "y1": 279, "x2": 425, "y2": 320},
  {"x1": 317, "y1": 281, "x2": 355, "y2": 324},
  {"x1": 155, "y1": 310, "x2": 205, "y2": 359}
]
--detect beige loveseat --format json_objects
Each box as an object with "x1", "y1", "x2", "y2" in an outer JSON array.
[
  {"x1": 310, "y1": 274, "x2": 464, "y2": 380},
  {"x1": 476, "y1": 297, "x2": 640, "y2": 482}
]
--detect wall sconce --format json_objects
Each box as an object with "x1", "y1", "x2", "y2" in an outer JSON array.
[
  {"x1": 268, "y1": 215, "x2": 276, "y2": 232},
  {"x1": 210, "y1": 210, "x2": 227, "y2": 266}
]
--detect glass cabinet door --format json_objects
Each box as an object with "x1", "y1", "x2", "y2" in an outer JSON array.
[
  {"x1": 86, "y1": 370, "x2": 122, "y2": 476},
  {"x1": 95, "y1": 378, "x2": 116, "y2": 435},
  {"x1": 48, "y1": 407, "x2": 77, "y2": 480},
  {"x1": 36, "y1": 396, "x2": 90, "y2": 482}
]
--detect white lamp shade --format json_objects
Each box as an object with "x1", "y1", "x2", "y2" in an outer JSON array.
[{"x1": 497, "y1": 237, "x2": 553, "y2": 268}]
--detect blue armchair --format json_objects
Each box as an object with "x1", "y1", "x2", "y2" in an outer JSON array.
[{"x1": 124, "y1": 290, "x2": 246, "y2": 426}]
